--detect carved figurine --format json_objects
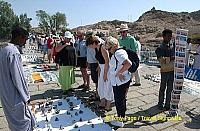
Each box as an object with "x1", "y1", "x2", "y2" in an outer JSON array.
[
  {"x1": 98, "y1": 116, "x2": 101, "y2": 120},
  {"x1": 74, "y1": 124, "x2": 78, "y2": 128},
  {"x1": 66, "y1": 98, "x2": 70, "y2": 102},
  {"x1": 79, "y1": 118, "x2": 82, "y2": 122},
  {"x1": 53, "y1": 105, "x2": 57, "y2": 109},
  {"x1": 79, "y1": 110, "x2": 83, "y2": 114},
  {"x1": 49, "y1": 101, "x2": 53, "y2": 105},
  {"x1": 46, "y1": 116, "x2": 48, "y2": 122},
  {"x1": 66, "y1": 111, "x2": 70, "y2": 115},
  {"x1": 48, "y1": 108, "x2": 52, "y2": 113},
  {"x1": 47, "y1": 127, "x2": 52, "y2": 131},
  {"x1": 38, "y1": 102, "x2": 41, "y2": 109},
  {"x1": 41, "y1": 105, "x2": 45, "y2": 115},
  {"x1": 69, "y1": 102, "x2": 73, "y2": 106},
  {"x1": 75, "y1": 112, "x2": 78, "y2": 116},
  {"x1": 58, "y1": 101, "x2": 62, "y2": 106},
  {"x1": 55, "y1": 109, "x2": 60, "y2": 114},
  {"x1": 59, "y1": 124, "x2": 64, "y2": 130},
  {"x1": 55, "y1": 117, "x2": 59, "y2": 121}
]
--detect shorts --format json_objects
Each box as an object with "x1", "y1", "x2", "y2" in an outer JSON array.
[
  {"x1": 52, "y1": 48, "x2": 57, "y2": 56},
  {"x1": 90, "y1": 63, "x2": 98, "y2": 84},
  {"x1": 77, "y1": 57, "x2": 87, "y2": 68},
  {"x1": 48, "y1": 49, "x2": 52, "y2": 54},
  {"x1": 43, "y1": 45, "x2": 48, "y2": 54}
]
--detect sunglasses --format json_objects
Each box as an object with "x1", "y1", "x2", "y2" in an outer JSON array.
[{"x1": 120, "y1": 31, "x2": 127, "y2": 33}]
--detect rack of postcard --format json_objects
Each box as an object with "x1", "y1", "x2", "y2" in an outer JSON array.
[{"x1": 170, "y1": 29, "x2": 188, "y2": 115}]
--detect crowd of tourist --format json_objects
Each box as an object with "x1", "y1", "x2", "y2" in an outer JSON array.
[{"x1": 0, "y1": 24, "x2": 200, "y2": 130}]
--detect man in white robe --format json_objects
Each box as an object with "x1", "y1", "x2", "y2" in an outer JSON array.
[{"x1": 0, "y1": 27, "x2": 35, "y2": 131}]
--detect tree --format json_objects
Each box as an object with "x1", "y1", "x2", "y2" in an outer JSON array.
[
  {"x1": 36, "y1": 10, "x2": 51, "y2": 33},
  {"x1": 36, "y1": 10, "x2": 68, "y2": 33},
  {"x1": 0, "y1": 1, "x2": 32, "y2": 39},
  {"x1": 52, "y1": 12, "x2": 67, "y2": 31},
  {"x1": 12, "y1": 14, "x2": 32, "y2": 33},
  {"x1": 0, "y1": 1, "x2": 17, "y2": 39},
  {"x1": 18, "y1": 13, "x2": 32, "y2": 31}
]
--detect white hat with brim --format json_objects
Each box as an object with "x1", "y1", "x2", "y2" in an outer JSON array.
[
  {"x1": 64, "y1": 31, "x2": 73, "y2": 39},
  {"x1": 119, "y1": 24, "x2": 129, "y2": 32}
]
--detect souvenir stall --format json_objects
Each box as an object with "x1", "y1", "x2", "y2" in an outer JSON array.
[{"x1": 30, "y1": 96, "x2": 113, "y2": 131}]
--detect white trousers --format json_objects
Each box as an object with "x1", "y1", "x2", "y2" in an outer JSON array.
[{"x1": 98, "y1": 64, "x2": 114, "y2": 101}]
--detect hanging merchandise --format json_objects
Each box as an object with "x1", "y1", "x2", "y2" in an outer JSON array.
[{"x1": 170, "y1": 29, "x2": 188, "y2": 116}]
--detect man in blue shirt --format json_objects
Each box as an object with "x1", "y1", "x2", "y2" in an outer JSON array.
[{"x1": 75, "y1": 31, "x2": 90, "y2": 89}]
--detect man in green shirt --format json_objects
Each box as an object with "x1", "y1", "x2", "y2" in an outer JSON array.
[
  {"x1": 118, "y1": 24, "x2": 140, "y2": 86},
  {"x1": 118, "y1": 24, "x2": 138, "y2": 52}
]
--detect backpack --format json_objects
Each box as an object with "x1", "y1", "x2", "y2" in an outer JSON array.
[{"x1": 114, "y1": 48, "x2": 139, "y2": 73}]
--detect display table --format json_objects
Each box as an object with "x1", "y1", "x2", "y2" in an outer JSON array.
[
  {"x1": 23, "y1": 65, "x2": 58, "y2": 84},
  {"x1": 30, "y1": 96, "x2": 113, "y2": 131}
]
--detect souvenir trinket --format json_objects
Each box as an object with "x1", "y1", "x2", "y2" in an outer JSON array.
[
  {"x1": 79, "y1": 110, "x2": 83, "y2": 114},
  {"x1": 55, "y1": 117, "x2": 59, "y2": 121}
]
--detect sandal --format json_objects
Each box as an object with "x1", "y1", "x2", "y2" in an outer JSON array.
[
  {"x1": 90, "y1": 95, "x2": 100, "y2": 101},
  {"x1": 90, "y1": 92, "x2": 100, "y2": 100},
  {"x1": 77, "y1": 84, "x2": 86, "y2": 89},
  {"x1": 105, "y1": 107, "x2": 112, "y2": 112},
  {"x1": 105, "y1": 101, "x2": 112, "y2": 111},
  {"x1": 82, "y1": 87, "x2": 90, "y2": 91},
  {"x1": 99, "y1": 99, "x2": 106, "y2": 108},
  {"x1": 98, "y1": 105, "x2": 105, "y2": 109}
]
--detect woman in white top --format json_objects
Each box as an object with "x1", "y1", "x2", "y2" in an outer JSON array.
[{"x1": 105, "y1": 36, "x2": 132, "y2": 127}]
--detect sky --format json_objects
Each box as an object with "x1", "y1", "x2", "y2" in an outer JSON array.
[{"x1": 5, "y1": 0, "x2": 200, "y2": 29}]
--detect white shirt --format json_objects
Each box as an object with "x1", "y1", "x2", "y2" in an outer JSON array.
[{"x1": 109, "y1": 49, "x2": 132, "y2": 86}]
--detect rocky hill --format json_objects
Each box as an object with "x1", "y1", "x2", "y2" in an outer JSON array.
[{"x1": 73, "y1": 8, "x2": 200, "y2": 46}]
